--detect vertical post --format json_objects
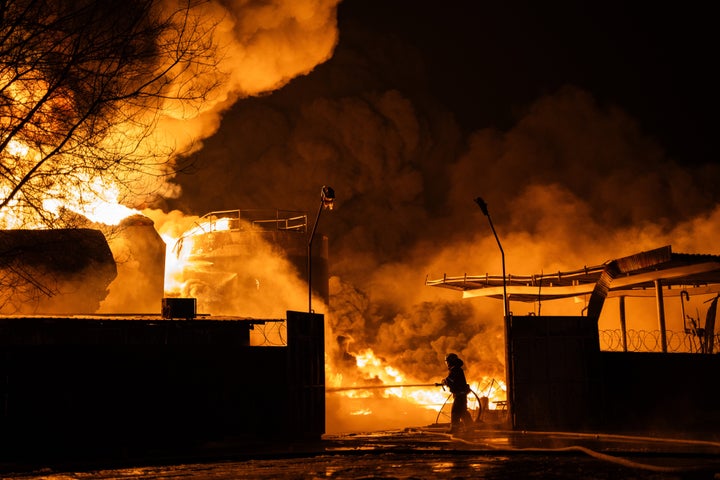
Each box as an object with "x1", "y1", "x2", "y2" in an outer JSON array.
[
  {"x1": 308, "y1": 186, "x2": 335, "y2": 313},
  {"x1": 704, "y1": 295, "x2": 717, "y2": 354},
  {"x1": 308, "y1": 206, "x2": 323, "y2": 313},
  {"x1": 619, "y1": 296, "x2": 628, "y2": 352},
  {"x1": 654, "y1": 279, "x2": 668, "y2": 353}
]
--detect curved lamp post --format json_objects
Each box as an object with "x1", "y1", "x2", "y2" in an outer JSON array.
[
  {"x1": 475, "y1": 196, "x2": 514, "y2": 428},
  {"x1": 308, "y1": 185, "x2": 335, "y2": 312},
  {"x1": 474, "y1": 197, "x2": 508, "y2": 317}
]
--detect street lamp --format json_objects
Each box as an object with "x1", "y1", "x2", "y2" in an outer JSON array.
[
  {"x1": 474, "y1": 197, "x2": 508, "y2": 318},
  {"x1": 475, "y1": 196, "x2": 514, "y2": 428},
  {"x1": 308, "y1": 185, "x2": 335, "y2": 312}
]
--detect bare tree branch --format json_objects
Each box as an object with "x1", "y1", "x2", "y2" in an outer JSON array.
[{"x1": 1, "y1": 0, "x2": 223, "y2": 228}]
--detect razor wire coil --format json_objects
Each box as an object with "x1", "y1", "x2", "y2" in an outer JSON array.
[{"x1": 600, "y1": 329, "x2": 719, "y2": 353}]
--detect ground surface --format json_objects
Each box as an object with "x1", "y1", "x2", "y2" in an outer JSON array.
[{"x1": 3, "y1": 425, "x2": 720, "y2": 479}]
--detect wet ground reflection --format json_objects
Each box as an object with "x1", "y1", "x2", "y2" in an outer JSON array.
[
  {"x1": 3, "y1": 427, "x2": 720, "y2": 479},
  {"x1": 5, "y1": 452, "x2": 715, "y2": 480}
]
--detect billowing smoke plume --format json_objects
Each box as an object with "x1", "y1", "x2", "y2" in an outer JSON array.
[
  {"x1": 83, "y1": 0, "x2": 340, "y2": 313},
  {"x1": 159, "y1": 20, "x2": 720, "y2": 432},
  {"x1": 147, "y1": 0, "x2": 341, "y2": 197}
]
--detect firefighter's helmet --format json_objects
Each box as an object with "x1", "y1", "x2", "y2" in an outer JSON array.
[{"x1": 445, "y1": 353, "x2": 460, "y2": 365}]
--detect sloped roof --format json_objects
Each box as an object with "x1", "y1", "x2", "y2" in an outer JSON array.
[{"x1": 426, "y1": 245, "x2": 720, "y2": 303}]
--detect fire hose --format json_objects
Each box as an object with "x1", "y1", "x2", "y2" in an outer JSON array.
[{"x1": 326, "y1": 383, "x2": 441, "y2": 393}]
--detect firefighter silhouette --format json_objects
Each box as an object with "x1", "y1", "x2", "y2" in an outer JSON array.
[{"x1": 441, "y1": 353, "x2": 473, "y2": 433}]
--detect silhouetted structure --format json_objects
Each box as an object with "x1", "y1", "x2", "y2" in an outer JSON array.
[
  {"x1": 0, "y1": 229, "x2": 117, "y2": 314},
  {"x1": 429, "y1": 245, "x2": 720, "y2": 436},
  {"x1": 0, "y1": 310, "x2": 325, "y2": 461},
  {"x1": 171, "y1": 209, "x2": 329, "y2": 315},
  {"x1": 101, "y1": 215, "x2": 166, "y2": 314}
]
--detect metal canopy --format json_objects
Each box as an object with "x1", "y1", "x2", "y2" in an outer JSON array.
[{"x1": 426, "y1": 245, "x2": 720, "y2": 303}]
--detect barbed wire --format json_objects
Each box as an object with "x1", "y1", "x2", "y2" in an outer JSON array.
[
  {"x1": 249, "y1": 321, "x2": 287, "y2": 346},
  {"x1": 248, "y1": 323, "x2": 717, "y2": 352},
  {"x1": 600, "y1": 329, "x2": 719, "y2": 353}
]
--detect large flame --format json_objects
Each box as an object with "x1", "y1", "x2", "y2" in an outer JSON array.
[
  {"x1": 0, "y1": 138, "x2": 144, "y2": 229},
  {"x1": 326, "y1": 346, "x2": 507, "y2": 431}
]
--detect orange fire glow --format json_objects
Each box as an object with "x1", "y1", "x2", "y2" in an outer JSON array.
[
  {"x1": 0, "y1": 0, "x2": 519, "y2": 433},
  {"x1": 1, "y1": 124, "x2": 510, "y2": 433},
  {"x1": 326, "y1": 347, "x2": 507, "y2": 422},
  {"x1": 160, "y1": 217, "x2": 227, "y2": 297},
  {"x1": 0, "y1": 131, "x2": 143, "y2": 229}
]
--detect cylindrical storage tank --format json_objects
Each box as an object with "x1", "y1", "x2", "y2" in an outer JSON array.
[
  {"x1": 171, "y1": 209, "x2": 329, "y2": 317},
  {"x1": 100, "y1": 215, "x2": 166, "y2": 314},
  {"x1": 0, "y1": 229, "x2": 117, "y2": 314}
]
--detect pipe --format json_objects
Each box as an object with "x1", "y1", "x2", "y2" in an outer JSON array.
[
  {"x1": 654, "y1": 279, "x2": 668, "y2": 353},
  {"x1": 619, "y1": 296, "x2": 627, "y2": 352}
]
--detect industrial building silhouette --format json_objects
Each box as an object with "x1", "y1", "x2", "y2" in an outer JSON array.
[{"x1": 1, "y1": 227, "x2": 718, "y2": 464}]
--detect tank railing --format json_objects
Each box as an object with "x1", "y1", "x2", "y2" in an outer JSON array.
[
  {"x1": 252, "y1": 215, "x2": 307, "y2": 232},
  {"x1": 198, "y1": 209, "x2": 308, "y2": 233},
  {"x1": 172, "y1": 209, "x2": 308, "y2": 258}
]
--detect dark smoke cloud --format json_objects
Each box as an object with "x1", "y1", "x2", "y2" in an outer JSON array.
[
  {"x1": 164, "y1": 11, "x2": 720, "y2": 430},
  {"x1": 449, "y1": 87, "x2": 718, "y2": 229}
]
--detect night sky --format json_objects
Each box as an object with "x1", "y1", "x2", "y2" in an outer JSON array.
[
  {"x1": 167, "y1": 0, "x2": 719, "y2": 239},
  {"x1": 335, "y1": 1, "x2": 716, "y2": 167}
]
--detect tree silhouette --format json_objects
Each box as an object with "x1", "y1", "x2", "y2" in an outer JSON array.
[
  {"x1": 0, "y1": 0, "x2": 222, "y2": 228},
  {"x1": 0, "y1": 0, "x2": 222, "y2": 312}
]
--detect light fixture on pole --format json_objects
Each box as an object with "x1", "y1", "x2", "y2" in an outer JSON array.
[
  {"x1": 308, "y1": 185, "x2": 335, "y2": 313},
  {"x1": 475, "y1": 196, "x2": 514, "y2": 428},
  {"x1": 474, "y1": 197, "x2": 508, "y2": 318}
]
